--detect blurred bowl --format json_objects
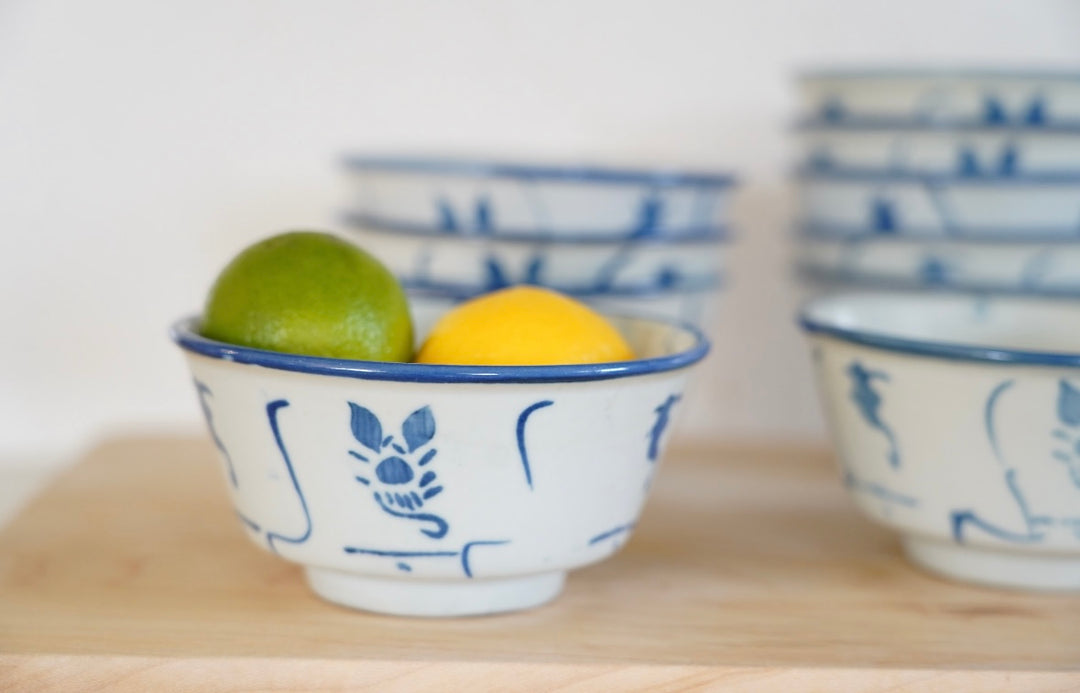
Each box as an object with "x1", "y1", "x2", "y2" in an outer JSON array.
[
  {"x1": 798, "y1": 69, "x2": 1080, "y2": 127},
  {"x1": 797, "y1": 237, "x2": 1080, "y2": 294},
  {"x1": 799, "y1": 125, "x2": 1080, "y2": 177},
  {"x1": 342, "y1": 156, "x2": 735, "y2": 240},
  {"x1": 172, "y1": 312, "x2": 708, "y2": 617},
  {"x1": 802, "y1": 292, "x2": 1080, "y2": 590},
  {"x1": 799, "y1": 172, "x2": 1080, "y2": 238},
  {"x1": 344, "y1": 222, "x2": 726, "y2": 295}
]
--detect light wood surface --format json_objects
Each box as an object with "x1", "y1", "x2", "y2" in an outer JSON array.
[{"x1": 1, "y1": 436, "x2": 1078, "y2": 691}]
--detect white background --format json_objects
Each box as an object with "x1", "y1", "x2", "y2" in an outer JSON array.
[{"x1": 2, "y1": 0, "x2": 1079, "y2": 466}]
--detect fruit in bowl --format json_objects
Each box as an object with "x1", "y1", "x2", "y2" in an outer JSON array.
[{"x1": 172, "y1": 231, "x2": 708, "y2": 616}]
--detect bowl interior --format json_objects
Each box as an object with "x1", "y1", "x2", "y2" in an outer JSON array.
[{"x1": 803, "y1": 292, "x2": 1080, "y2": 356}]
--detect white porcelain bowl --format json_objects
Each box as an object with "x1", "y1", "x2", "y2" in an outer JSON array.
[
  {"x1": 797, "y1": 237, "x2": 1080, "y2": 294},
  {"x1": 171, "y1": 313, "x2": 708, "y2": 617},
  {"x1": 802, "y1": 292, "x2": 1080, "y2": 590},
  {"x1": 799, "y1": 126, "x2": 1080, "y2": 177},
  {"x1": 342, "y1": 156, "x2": 735, "y2": 240},
  {"x1": 406, "y1": 286, "x2": 721, "y2": 338},
  {"x1": 799, "y1": 70, "x2": 1080, "y2": 126},
  {"x1": 799, "y1": 173, "x2": 1080, "y2": 238},
  {"x1": 344, "y1": 222, "x2": 726, "y2": 295}
]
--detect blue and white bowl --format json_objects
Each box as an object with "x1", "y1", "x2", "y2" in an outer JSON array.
[
  {"x1": 171, "y1": 312, "x2": 708, "y2": 617},
  {"x1": 797, "y1": 237, "x2": 1080, "y2": 294},
  {"x1": 799, "y1": 69, "x2": 1080, "y2": 127},
  {"x1": 799, "y1": 172, "x2": 1080, "y2": 239},
  {"x1": 344, "y1": 222, "x2": 726, "y2": 296},
  {"x1": 799, "y1": 125, "x2": 1080, "y2": 177},
  {"x1": 342, "y1": 156, "x2": 735, "y2": 241},
  {"x1": 802, "y1": 292, "x2": 1080, "y2": 590}
]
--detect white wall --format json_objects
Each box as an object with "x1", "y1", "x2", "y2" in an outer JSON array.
[{"x1": 2, "y1": 0, "x2": 1079, "y2": 463}]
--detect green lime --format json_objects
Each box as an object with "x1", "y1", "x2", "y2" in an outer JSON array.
[{"x1": 201, "y1": 231, "x2": 413, "y2": 361}]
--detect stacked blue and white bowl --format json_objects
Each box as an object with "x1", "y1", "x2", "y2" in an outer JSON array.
[
  {"x1": 794, "y1": 70, "x2": 1080, "y2": 294},
  {"x1": 339, "y1": 157, "x2": 736, "y2": 335}
]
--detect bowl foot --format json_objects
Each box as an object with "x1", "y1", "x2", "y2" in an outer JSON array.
[
  {"x1": 902, "y1": 536, "x2": 1080, "y2": 591},
  {"x1": 304, "y1": 568, "x2": 566, "y2": 617}
]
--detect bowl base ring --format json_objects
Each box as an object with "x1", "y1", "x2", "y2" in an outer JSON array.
[
  {"x1": 304, "y1": 567, "x2": 566, "y2": 617},
  {"x1": 902, "y1": 536, "x2": 1080, "y2": 592}
]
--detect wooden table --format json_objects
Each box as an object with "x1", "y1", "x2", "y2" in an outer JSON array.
[{"x1": 1, "y1": 436, "x2": 1078, "y2": 691}]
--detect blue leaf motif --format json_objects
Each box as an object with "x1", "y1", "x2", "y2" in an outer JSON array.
[
  {"x1": 349, "y1": 403, "x2": 384, "y2": 451},
  {"x1": 402, "y1": 406, "x2": 436, "y2": 452},
  {"x1": 1057, "y1": 380, "x2": 1080, "y2": 427}
]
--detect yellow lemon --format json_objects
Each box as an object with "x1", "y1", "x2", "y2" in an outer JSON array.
[
  {"x1": 416, "y1": 286, "x2": 636, "y2": 366},
  {"x1": 202, "y1": 231, "x2": 413, "y2": 361}
]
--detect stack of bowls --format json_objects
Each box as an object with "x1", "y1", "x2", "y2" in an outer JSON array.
[
  {"x1": 793, "y1": 70, "x2": 1080, "y2": 294},
  {"x1": 339, "y1": 157, "x2": 736, "y2": 334}
]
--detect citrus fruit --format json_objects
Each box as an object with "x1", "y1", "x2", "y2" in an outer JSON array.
[
  {"x1": 415, "y1": 286, "x2": 635, "y2": 366},
  {"x1": 201, "y1": 231, "x2": 413, "y2": 361}
]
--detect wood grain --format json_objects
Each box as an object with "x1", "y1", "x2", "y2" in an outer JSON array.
[{"x1": 1, "y1": 436, "x2": 1078, "y2": 691}]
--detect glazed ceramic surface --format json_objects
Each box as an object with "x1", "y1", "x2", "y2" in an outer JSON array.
[
  {"x1": 798, "y1": 127, "x2": 1080, "y2": 177},
  {"x1": 171, "y1": 314, "x2": 708, "y2": 617},
  {"x1": 342, "y1": 156, "x2": 735, "y2": 240},
  {"x1": 799, "y1": 173, "x2": 1080, "y2": 239},
  {"x1": 344, "y1": 223, "x2": 726, "y2": 295},
  {"x1": 798, "y1": 70, "x2": 1080, "y2": 127},
  {"x1": 797, "y1": 238, "x2": 1080, "y2": 294},
  {"x1": 802, "y1": 292, "x2": 1080, "y2": 590}
]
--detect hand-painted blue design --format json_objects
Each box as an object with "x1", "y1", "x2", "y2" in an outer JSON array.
[
  {"x1": 821, "y1": 95, "x2": 846, "y2": 123},
  {"x1": 647, "y1": 394, "x2": 682, "y2": 462},
  {"x1": 983, "y1": 95, "x2": 1007, "y2": 125},
  {"x1": 435, "y1": 196, "x2": 494, "y2": 234},
  {"x1": 436, "y1": 198, "x2": 459, "y2": 232},
  {"x1": 264, "y1": 399, "x2": 313, "y2": 553},
  {"x1": 349, "y1": 403, "x2": 447, "y2": 539},
  {"x1": 475, "y1": 197, "x2": 493, "y2": 234},
  {"x1": 808, "y1": 146, "x2": 834, "y2": 171},
  {"x1": 870, "y1": 196, "x2": 896, "y2": 233},
  {"x1": 1026, "y1": 96, "x2": 1047, "y2": 126},
  {"x1": 999, "y1": 143, "x2": 1019, "y2": 175},
  {"x1": 236, "y1": 511, "x2": 262, "y2": 533},
  {"x1": 481, "y1": 254, "x2": 546, "y2": 291},
  {"x1": 193, "y1": 380, "x2": 237, "y2": 487},
  {"x1": 588, "y1": 523, "x2": 635, "y2": 546},
  {"x1": 953, "y1": 378, "x2": 1080, "y2": 545},
  {"x1": 958, "y1": 144, "x2": 1019, "y2": 176},
  {"x1": 343, "y1": 539, "x2": 510, "y2": 578},
  {"x1": 917, "y1": 256, "x2": 952, "y2": 286},
  {"x1": 633, "y1": 193, "x2": 663, "y2": 239},
  {"x1": 516, "y1": 400, "x2": 554, "y2": 490},
  {"x1": 841, "y1": 470, "x2": 918, "y2": 508},
  {"x1": 846, "y1": 361, "x2": 900, "y2": 468}
]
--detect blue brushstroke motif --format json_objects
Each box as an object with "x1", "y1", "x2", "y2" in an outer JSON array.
[
  {"x1": 846, "y1": 361, "x2": 900, "y2": 468},
  {"x1": 436, "y1": 198, "x2": 458, "y2": 232},
  {"x1": 870, "y1": 197, "x2": 896, "y2": 233},
  {"x1": 647, "y1": 394, "x2": 682, "y2": 462},
  {"x1": 1057, "y1": 380, "x2": 1080, "y2": 426},
  {"x1": 343, "y1": 539, "x2": 510, "y2": 578},
  {"x1": 402, "y1": 406, "x2": 436, "y2": 452},
  {"x1": 842, "y1": 471, "x2": 918, "y2": 508},
  {"x1": 264, "y1": 399, "x2": 313, "y2": 553},
  {"x1": 349, "y1": 403, "x2": 383, "y2": 452},
  {"x1": 588, "y1": 523, "x2": 635, "y2": 546},
  {"x1": 516, "y1": 400, "x2": 554, "y2": 489},
  {"x1": 194, "y1": 380, "x2": 237, "y2": 487},
  {"x1": 460, "y1": 540, "x2": 510, "y2": 578}
]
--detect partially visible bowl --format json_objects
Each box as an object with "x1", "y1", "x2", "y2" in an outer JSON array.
[
  {"x1": 798, "y1": 69, "x2": 1080, "y2": 127},
  {"x1": 799, "y1": 172, "x2": 1080, "y2": 238},
  {"x1": 344, "y1": 221, "x2": 726, "y2": 295},
  {"x1": 171, "y1": 312, "x2": 708, "y2": 617},
  {"x1": 342, "y1": 156, "x2": 735, "y2": 240},
  {"x1": 801, "y1": 292, "x2": 1080, "y2": 590},
  {"x1": 796, "y1": 237, "x2": 1080, "y2": 294}
]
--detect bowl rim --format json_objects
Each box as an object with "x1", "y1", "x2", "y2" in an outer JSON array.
[
  {"x1": 797, "y1": 68, "x2": 1080, "y2": 82},
  {"x1": 795, "y1": 119, "x2": 1080, "y2": 134},
  {"x1": 799, "y1": 292, "x2": 1080, "y2": 367},
  {"x1": 342, "y1": 155, "x2": 736, "y2": 187},
  {"x1": 170, "y1": 314, "x2": 710, "y2": 383},
  {"x1": 797, "y1": 168, "x2": 1080, "y2": 184},
  {"x1": 341, "y1": 213, "x2": 732, "y2": 245},
  {"x1": 796, "y1": 228, "x2": 1080, "y2": 245}
]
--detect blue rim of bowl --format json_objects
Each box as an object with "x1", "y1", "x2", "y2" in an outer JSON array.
[
  {"x1": 797, "y1": 168, "x2": 1080, "y2": 183},
  {"x1": 402, "y1": 277, "x2": 724, "y2": 301},
  {"x1": 795, "y1": 118, "x2": 1080, "y2": 133},
  {"x1": 799, "y1": 292, "x2": 1080, "y2": 366},
  {"x1": 341, "y1": 212, "x2": 732, "y2": 245},
  {"x1": 170, "y1": 315, "x2": 710, "y2": 383},
  {"x1": 798, "y1": 68, "x2": 1080, "y2": 81},
  {"x1": 342, "y1": 155, "x2": 736, "y2": 187},
  {"x1": 794, "y1": 263, "x2": 1080, "y2": 297},
  {"x1": 797, "y1": 223, "x2": 1080, "y2": 243}
]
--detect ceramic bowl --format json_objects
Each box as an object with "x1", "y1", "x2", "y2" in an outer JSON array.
[
  {"x1": 799, "y1": 172, "x2": 1080, "y2": 238},
  {"x1": 798, "y1": 126, "x2": 1080, "y2": 177},
  {"x1": 342, "y1": 156, "x2": 735, "y2": 240},
  {"x1": 406, "y1": 285, "x2": 721, "y2": 338},
  {"x1": 343, "y1": 221, "x2": 726, "y2": 295},
  {"x1": 801, "y1": 292, "x2": 1080, "y2": 590},
  {"x1": 796, "y1": 237, "x2": 1080, "y2": 294},
  {"x1": 171, "y1": 313, "x2": 708, "y2": 617},
  {"x1": 798, "y1": 69, "x2": 1080, "y2": 127}
]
